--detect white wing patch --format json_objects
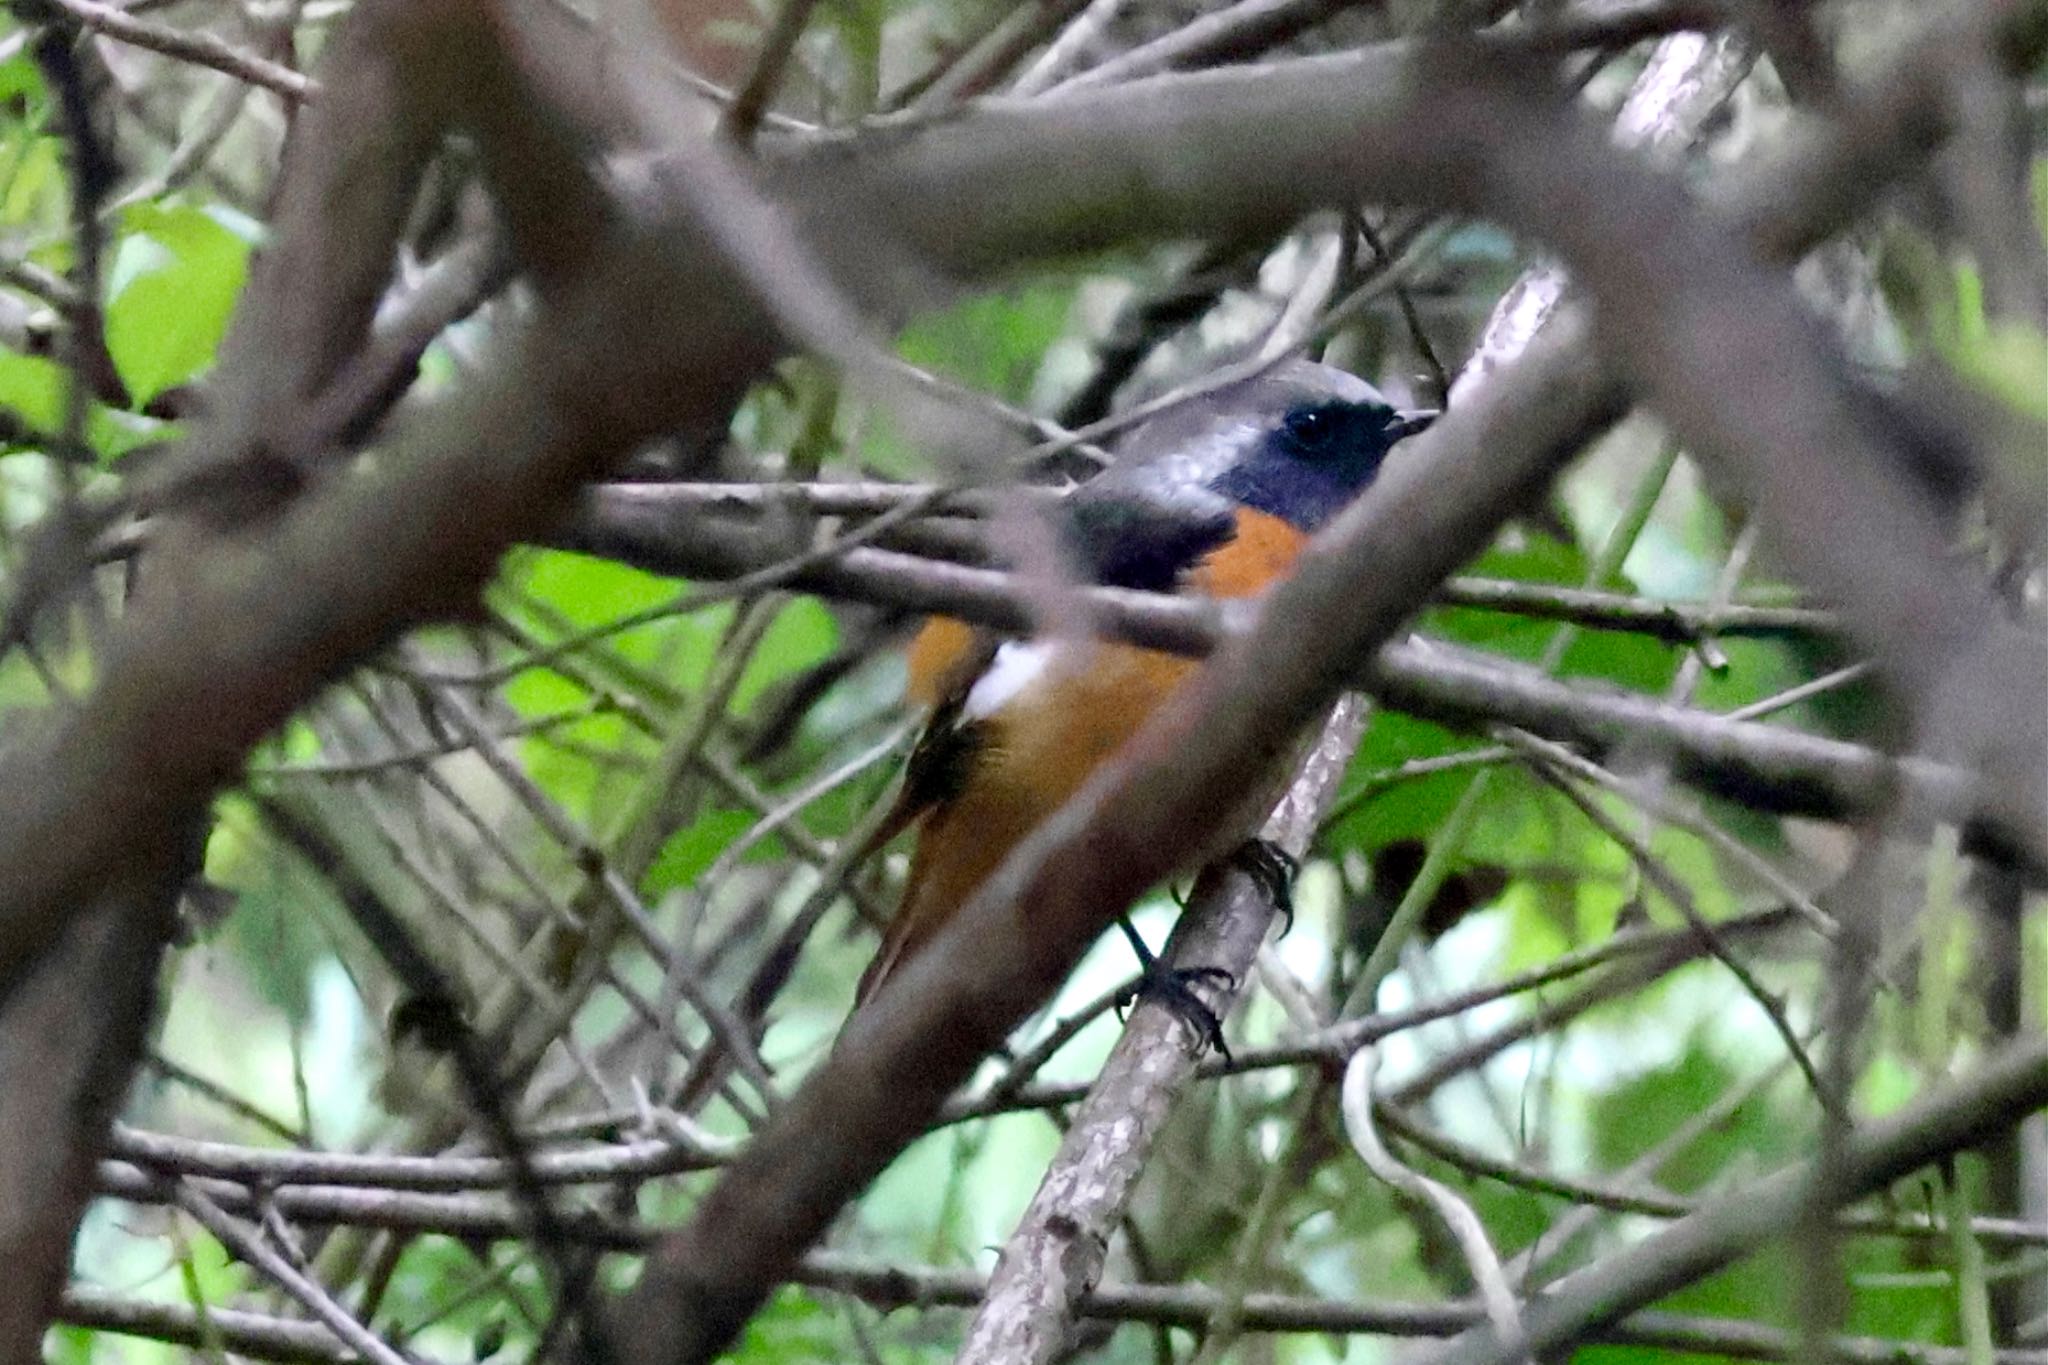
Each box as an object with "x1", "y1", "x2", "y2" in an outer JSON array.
[{"x1": 961, "y1": 641, "x2": 1060, "y2": 720}]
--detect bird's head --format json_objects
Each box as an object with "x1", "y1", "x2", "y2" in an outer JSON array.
[{"x1": 1110, "y1": 360, "x2": 1437, "y2": 534}]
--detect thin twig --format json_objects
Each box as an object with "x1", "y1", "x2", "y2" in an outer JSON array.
[
  {"x1": 1515, "y1": 746, "x2": 1833, "y2": 1108},
  {"x1": 175, "y1": 1186, "x2": 412, "y2": 1365},
  {"x1": 1500, "y1": 728, "x2": 1835, "y2": 937},
  {"x1": 1009, "y1": 0, "x2": 1131, "y2": 96},
  {"x1": 60, "y1": 1283, "x2": 357, "y2": 1364},
  {"x1": 40, "y1": 0, "x2": 314, "y2": 101},
  {"x1": 1342, "y1": 1046, "x2": 1531, "y2": 1361},
  {"x1": 721, "y1": 0, "x2": 827, "y2": 146}
]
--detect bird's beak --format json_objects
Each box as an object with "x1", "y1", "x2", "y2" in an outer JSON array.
[{"x1": 1386, "y1": 408, "x2": 1440, "y2": 441}]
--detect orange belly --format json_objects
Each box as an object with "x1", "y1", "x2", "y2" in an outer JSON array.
[{"x1": 863, "y1": 508, "x2": 1310, "y2": 999}]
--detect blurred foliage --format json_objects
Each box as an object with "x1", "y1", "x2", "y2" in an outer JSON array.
[{"x1": 0, "y1": 1, "x2": 2041, "y2": 1362}]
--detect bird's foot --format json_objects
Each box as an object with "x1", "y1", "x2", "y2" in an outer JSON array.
[
  {"x1": 1229, "y1": 837, "x2": 1299, "y2": 934},
  {"x1": 1114, "y1": 914, "x2": 1236, "y2": 1059},
  {"x1": 1115, "y1": 964, "x2": 1237, "y2": 1060}
]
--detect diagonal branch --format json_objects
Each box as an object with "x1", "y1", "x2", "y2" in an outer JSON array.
[
  {"x1": 605, "y1": 9, "x2": 2048, "y2": 1357},
  {"x1": 1420, "y1": 35, "x2": 2048, "y2": 856},
  {"x1": 37, "y1": 0, "x2": 315, "y2": 103},
  {"x1": 955, "y1": 701, "x2": 1367, "y2": 1362}
]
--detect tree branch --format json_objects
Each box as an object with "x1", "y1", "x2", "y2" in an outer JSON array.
[
  {"x1": 956, "y1": 702, "x2": 1366, "y2": 1361},
  {"x1": 37, "y1": 0, "x2": 314, "y2": 103},
  {"x1": 608, "y1": 9, "x2": 2048, "y2": 1355},
  {"x1": 58, "y1": 1284, "x2": 357, "y2": 1365},
  {"x1": 552, "y1": 502, "x2": 1984, "y2": 845}
]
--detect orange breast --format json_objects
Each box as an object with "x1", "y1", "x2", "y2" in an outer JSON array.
[
  {"x1": 1191, "y1": 507, "x2": 1310, "y2": 598},
  {"x1": 867, "y1": 639, "x2": 1200, "y2": 997},
  {"x1": 903, "y1": 505, "x2": 1310, "y2": 884},
  {"x1": 905, "y1": 506, "x2": 1306, "y2": 702}
]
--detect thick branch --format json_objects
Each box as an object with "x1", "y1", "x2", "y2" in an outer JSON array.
[
  {"x1": 554, "y1": 501, "x2": 1979, "y2": 841},
  {"x1": 609, "y1": 9, "x2": 2048, "y2": 1356},
  {"x1": 571, "y1": 481, "x2": 1842, "y2": 640},
  {"x1": 0, "y1": 865, "x2": 182, "y2": 1357}
]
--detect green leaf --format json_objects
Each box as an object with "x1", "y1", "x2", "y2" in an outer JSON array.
[
  {"x1": 0, "y1": 44, "x2": 43, "y2": 107},
  {"x1": 506, "y1": 549, "x2": 721, "y2": 686},
  {"x1": 0, "y1": 349, "x2": 168, "y2": 461},
  {"x1": 734, "y1": 1286, "x2": 841, "y2": 1362},
  {"x1": 505, "y1": 673, "x2": 630, "y2": 822},
  {"x1": 0, "y1": 347, "x2": 65, "y2": 432},
  {"x1": 1592, "y1": 1046, "x2": 1742, "y2": 1189},
  {"x1": 0, "y1": 136, "x2": 61, "y2": 226},
  {"x1": 897, "y1": 278, "x2": 1077, "y2": 402},
  {"x1": 1953, "y1": 320, "x2": 2048, "y2": 421},
  {"x1": 1689, "y1": 636, "x2": 1805, "y2": 713},
  {"x1": 511, "y1": 547, "x2": 682, "y2": 628},
  {"x1": 89, "y1": 405, "x2": 171, "y2": 461},
  {"x1": 40, "y1": 1326, "x2": 99, "y2": 1365},
  {"x1": 733, "y1": 597, "x2": 839, "y2": 714},
  {"x1": 1557, "y1": 626, "x2": 1676, "y2": 695},
  {"x1": 1326, "y1": 714, "x2": 1480, "y2": 851},
  {"x1": 104, "y1": 201, "x2": 250, "y2": 405},
  {"x1": 644, "y1": 808, "x2": 758, "y2": 898}
]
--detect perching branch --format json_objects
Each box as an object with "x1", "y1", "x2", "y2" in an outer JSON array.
[
  {"x1": 955, "y1": 701, "x2": 1367, "y2": 1362},
  {"x1": 555, "y1": 501, "x2": 1982, "y2": 842}
]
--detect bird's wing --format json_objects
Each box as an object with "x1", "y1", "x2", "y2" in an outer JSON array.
[
  {"x1": 1060, "y1": 474, "x2": 1238, "y2": 591},
  {"x1": 857, "y1": 654, "x2": 994, "y2": 861}
]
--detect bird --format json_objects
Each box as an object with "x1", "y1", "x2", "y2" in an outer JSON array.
[{"x1": 855, "y1": 359, "x2": 1437, "y2": 1022}]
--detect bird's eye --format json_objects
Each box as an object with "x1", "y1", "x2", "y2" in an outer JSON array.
[{"x1": 1282, "y1": 404, "x2": 1343, "y2": 454}]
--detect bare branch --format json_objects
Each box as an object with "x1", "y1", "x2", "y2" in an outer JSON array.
[
  {"x1": 58, "y1": 1285, "x2": 358, "y2": 1365},
  {"x1": 956, "y1": 701, "x2": 1365, "y2": 1361},
  {"x1": 175, "y1": 1185, "x2": 412, "y2": 1365},
  {"x1": 553, "y1": 502, "x2": 1986, "y2": 843},
  {"x1": 573, "y1": 481, "x2": 1842, "y2": 640},
  {"x1": 720, "y1": 0, "x2": 826, "y2": 144},
  {"x1": 38, "y1": 0, "x2": 314, "y2": 102},
  {"x1": 66, "y1": 1186, "x2": 2048, "y2": 1364}
]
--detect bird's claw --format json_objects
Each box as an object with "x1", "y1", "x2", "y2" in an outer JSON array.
[
  {"x1": 1230, "y1": 837, "x2": 1299, "y2": 934},
  {"x1": 1116, "y1": 965, "x2": 1237, "y2": 1060}
]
